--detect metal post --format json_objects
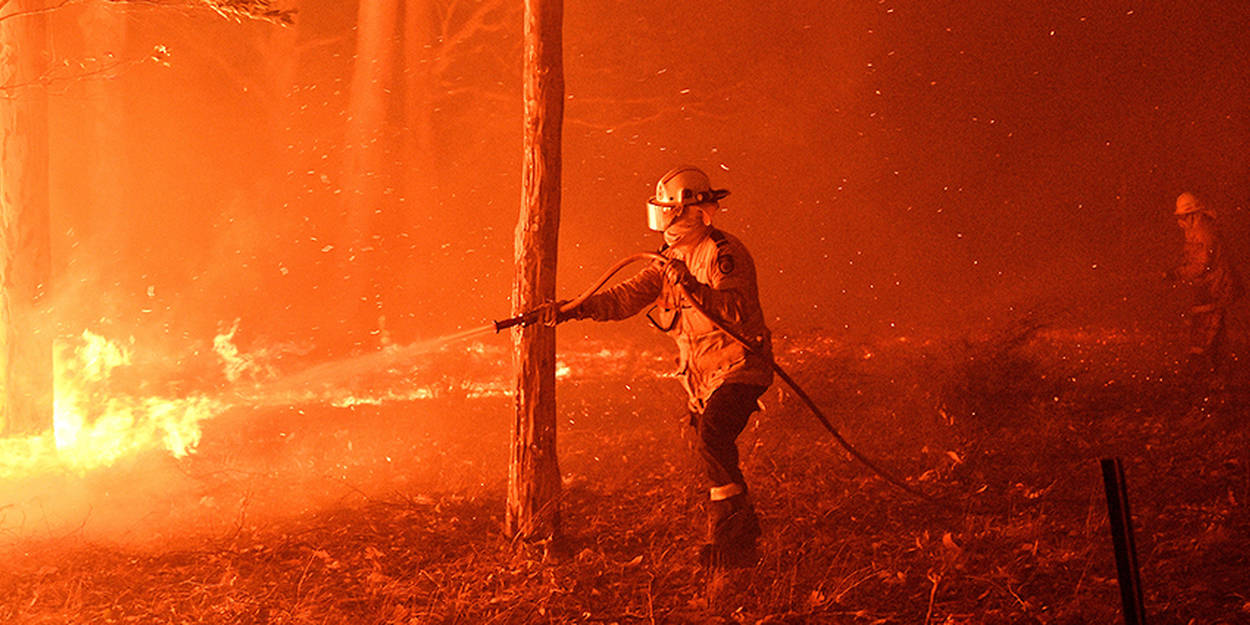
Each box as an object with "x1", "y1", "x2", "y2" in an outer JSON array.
[{"x1": 1100, "y1": 457, "x2": 1147, "y2": 625}]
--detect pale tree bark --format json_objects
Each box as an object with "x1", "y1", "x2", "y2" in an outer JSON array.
[
  {"x1": 260, "y1": 0, "x2": 299, "y2": 223},
  {"x1": 507, "y1": 0, "x2": 562, "y2": 544},
  {"x1": 77, "y1": 1, "x2": 129, "y2": 264},
  {"x1": 0, "y1": 0, "x2": 52, "y2": 436},
  {"x1": 266, "y1": 0, "x2": 299, "y2": 108},
  {"x1": 343, "y1": 0, "x2": 399, "y2": 249},
  {"x1": 400, "y1": 0, "x2": 437, "y2": 213},
  {"x1": 341, "y1": 0, "x2": 400, "y2": 333}
]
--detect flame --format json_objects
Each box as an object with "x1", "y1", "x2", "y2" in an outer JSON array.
[
  {"x1": 0, "y1": 331, "x2": 229, "y2": 479},
  {"x1": 0, "y1": 323, "x2": 515, "y2": 480}
]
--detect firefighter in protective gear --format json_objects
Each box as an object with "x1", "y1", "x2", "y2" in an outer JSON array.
[
  {"x1": 563, "y1": 165, "x2": 773, "y2": 566},
  {"x1": 1170, "y1": 192, "x2": 1243, "y2": 377}
]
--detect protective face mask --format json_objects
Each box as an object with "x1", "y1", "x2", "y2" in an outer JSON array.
[{"x1": 663, "y1": 207, "x2": 708, "y2": 246}]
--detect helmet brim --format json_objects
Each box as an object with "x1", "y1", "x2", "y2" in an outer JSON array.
[{"x1": 646, "y1": 188, "x2": 730, "y2": 208}]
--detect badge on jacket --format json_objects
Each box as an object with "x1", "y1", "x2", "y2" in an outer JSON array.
[{"x1": 717, "y1": 254, "x2": 735, "y2": 275}]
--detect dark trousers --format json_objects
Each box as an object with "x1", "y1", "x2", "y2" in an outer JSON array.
[
  {"x1": 690, "y1": 383, "x2": 767, "y2": 548},
  {"x1": 691, "y1": 383, "x2": 767, "y2": 491},
  {"x1": 1188, "y1": 308, "x2": 1227, "y2": 371}
]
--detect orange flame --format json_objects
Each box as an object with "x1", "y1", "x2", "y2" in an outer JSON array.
[
  {"x1": 0, "y1": 331, "x2": 229, "y2": 479},
  {"x1": 0, "y1": 324, "x2": 519, "y2": 480}
]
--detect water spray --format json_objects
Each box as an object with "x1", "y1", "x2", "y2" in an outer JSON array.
[{"x1": 494, "y1": 252, "x2": 935, "y2": 501}]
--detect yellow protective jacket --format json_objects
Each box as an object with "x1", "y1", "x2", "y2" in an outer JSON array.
[
  {"x1": 1176, "y1": 215, "x2": 1243, "y2": 310},
  {"x1": 575, "y1": 228, "x2": 773, "y2": 412}
]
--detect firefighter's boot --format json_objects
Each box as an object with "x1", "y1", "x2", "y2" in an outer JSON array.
[{"x1": 699, "y1": 492, "x2": 760, "y2": 568}]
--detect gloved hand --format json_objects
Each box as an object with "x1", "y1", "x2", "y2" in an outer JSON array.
[
  {"x1": 535, "y1": 299, "x2": 575, "y2": 326},
  {"x1": 663, "y1": 258, "x2": 698, "y2": 291}
]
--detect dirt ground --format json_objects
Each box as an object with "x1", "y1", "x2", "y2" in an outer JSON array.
[{"x1": 0, "y1": 317, "x2": 1247, "y2": 624}]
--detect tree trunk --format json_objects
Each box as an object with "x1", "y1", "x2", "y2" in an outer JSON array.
[
  {"x1": 266, "y1": 2, "x2": 300, "y2": 104},
  {"x1": 0, "y1": 0, "x2": 52, "y2": 436},
  {"x1": 400, "y1": 0, "x2": 437, "y2": 212},
  {"x1": 342, "y1": 0, "x2": 400, "y2": 330},
  {"x1": 77, "y1": 1, "x2": 129, "y2": 278},
  {"x1": 507, "y1": 0, "x2": 563, "y2": 544}
]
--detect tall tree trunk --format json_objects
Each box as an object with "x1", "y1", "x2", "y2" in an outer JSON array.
[
  {"x1": 342, "y1": 0, "x2": 400, "y2": 333},
  {"x1": 0, "y1": 1, "x2": 52, "y2": 436},
  {"x1": 267, "y1": 2, "x2": 300, "y2": 104},
  {"x1": 400, "y1": 0, "x2": 437, "y2": 212},
  {"x1": 264, "y1": 0, "x2": 299, "y2": 171},
  {"x1": 77, "y1": 1, "x2": 129, "y2": 278},
  {"x1": 393, "y1": 0, "x2": 438, "y2": 327},
  {"x1": 507, "y1": 0, "x2": 563, "y2": 544},
  {"x1": 261, "y1": 1, "x2": 299, "y2": 236}
]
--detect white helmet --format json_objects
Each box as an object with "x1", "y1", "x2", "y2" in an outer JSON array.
[
  {"x1": 1174, "y1": 191, "x2": 1207, "y2": 216},
  {"x1": 646, "y1": 166, "x2": 729, "y2": 231}
]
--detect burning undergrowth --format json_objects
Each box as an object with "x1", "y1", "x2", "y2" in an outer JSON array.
[
  {"x1": 0, "y1": 322, "x2": 521, "y2": 542},
  {"x1": 0, "y1": 330, "x2": 227, "y2": 483},
  {"x1": 0, "y1": 316, "x2": 1247, "y2": 623}
]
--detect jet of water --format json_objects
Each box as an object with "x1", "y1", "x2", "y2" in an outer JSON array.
[{"x1": 225, "y1": 323, "x2": 500, "y2": 408}]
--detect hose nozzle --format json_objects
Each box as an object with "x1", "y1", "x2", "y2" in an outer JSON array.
[
  {"x1": 492, "y1": 309, "x2": 544, "y2": 333},
  {"x1": 492, "y1": 253, "x2": 667, "y2": 334}
]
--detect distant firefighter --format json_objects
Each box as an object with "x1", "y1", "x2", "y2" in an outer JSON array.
[
  {"x1": 1169, "y1": 192, "x2": 1243, "y2": 376},
  {"x1": 550, "y1": 166, "x2": 773, "y2": 567}
]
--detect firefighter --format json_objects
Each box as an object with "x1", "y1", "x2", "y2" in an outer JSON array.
[
  {"x1": 549, "y1": 165, "x2": 773, "y2": 566},
  {"x1": 1169, "y1": 191, "x2": 1243, "y2": 381}
]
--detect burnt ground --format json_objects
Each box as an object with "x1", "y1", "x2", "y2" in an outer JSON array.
[{"x1": 0, "y1": 318, "x2": 1248, "y2": 624}]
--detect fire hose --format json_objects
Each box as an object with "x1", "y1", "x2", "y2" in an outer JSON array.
[{"x1": 495, "y1": 252, "x2": 934, "y2": 501}]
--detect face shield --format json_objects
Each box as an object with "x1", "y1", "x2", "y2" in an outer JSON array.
[
  {"x1": 647, "y1": 200, "x2": 687, "y2": 232},
  {"x1": 646, "y1": 191, "x2": 729, "y2": 231}
]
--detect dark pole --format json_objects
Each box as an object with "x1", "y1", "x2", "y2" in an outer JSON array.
[{"x1": 1100, "y1": 457, "x2": 1147, "y2": 625}]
